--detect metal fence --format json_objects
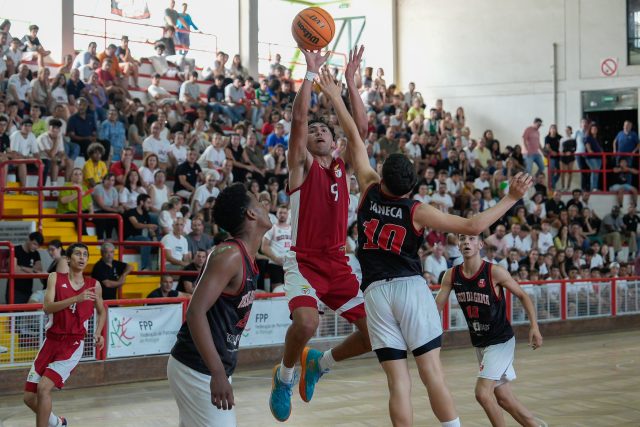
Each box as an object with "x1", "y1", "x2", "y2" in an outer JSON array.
[{"x1": 0, "y1": 311, "x2": 95, "y2": 367}]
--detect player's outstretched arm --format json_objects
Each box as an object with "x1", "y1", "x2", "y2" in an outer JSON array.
[
  {"x1": 490, "y1": 264, "x2": 543, "y2": 350},
  {"x1": 288, "y1": 49, "x2": 330, "y2": 181},
  {"x1": 344, "y1": 45, "x2": 367, "y2": 140},
  {"x1": 93, "y1": 282, "x2": 106, "y2": 350},
  {"x1": 316, "y1": 67, "x2": 379, "y2": 191},
  {"x1": 187, "y1": 243, "x2": 243, "y2": 410},
  {"x1": 42, "y1": 272, "x2": 96, "y2": 315},
  {"x1": 435, "y1": 268, "x2": 454, "y2": 313},
  {"x1": 413, "y1": 172, "x2": 533, "y2": 235}
]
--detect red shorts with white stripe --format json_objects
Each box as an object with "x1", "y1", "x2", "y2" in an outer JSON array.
[
  {"x1": 24, "y1": 337, "x2": 84, "y2": 392},
  {"x1": 284, "y1": 248, "x2": 365, "y2": 322}
]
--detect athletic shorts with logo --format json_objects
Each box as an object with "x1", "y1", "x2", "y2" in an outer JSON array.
[
  {"x1": 284, "y1": 248, "x2": 365, "y2": 322},
  {"x1": 24, "y1": 337, "x2": 84, "y2": 392},
  {"x1": 364, "y1": 275, "x2": 442, "y2": 354},
  {"x1": 476, "y1": 336, "x2": 517, "y2": 385}
]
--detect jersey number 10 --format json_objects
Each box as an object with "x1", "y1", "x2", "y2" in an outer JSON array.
[{"x1": 363, "y1": 219, "x2": 407, "y2": 255}]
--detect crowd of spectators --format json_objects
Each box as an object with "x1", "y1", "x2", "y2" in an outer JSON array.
[{"x1": 0, "y1": 6, "x2": 639, "y2": 305}]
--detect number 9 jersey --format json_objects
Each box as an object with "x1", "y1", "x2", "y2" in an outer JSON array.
[{"x1": 357, "y1": 183, "x2": 425, "y2": 291}]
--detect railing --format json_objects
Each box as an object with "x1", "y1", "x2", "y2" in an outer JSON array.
[
  {"x1": 257, "y1": 41, "x2": 347, "y2": 80},
  {"x1": 73, "y1": 13, "x2": 218, "y2": 68},
  {"x1": 545, "y1": 151, "x2": 640, "y2": 192}
]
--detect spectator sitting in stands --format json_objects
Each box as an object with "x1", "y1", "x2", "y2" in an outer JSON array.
[
  {"x1": 168, "y1": 131, "x2": 188, "y2": 172},
  {"x1": 147, "y1": 73, "x2": 177, "y2": 105},
  {"x1": 192, "y1": 171, "x2": 220, "y2": 216},
  {"x1": 176, "y1": 248, "x2": 206, "y2": 295},
  {"x1": 139, "y1": 153, "x2": 161, "y2": 189},
  {"x1": 51, "y1": 73, "x2": 70, "y2": 110},
  {"x1": 116, "y1": 35, "x2": 140, "y2": 88},
  {"x1": 265, "y1": 122, "x2": 287, "y2": 152},
  {"x1": 73, "y1": 41, "x2": 97, "y2": 70},
  {"x1": 148, "y1": 169, "x2": 171, "y2": 220},
  {"x1": 85, "y1": 72, "x2": 109, "y2": 123},
  {"x1": 100, "y1": 108, "x2": 126, "y2": 162},
  {"x1": 30, "y1": 68, "x2": 54, "y2": 114},
  {"x1": 29, "y1": 240, "x2": 67, "y2": 304},
  {"x1": 264, "y1": 143, "x2": 287, "y2": 187},
  {"x1": 82, "y1": 143, "x2": 107, "y2": 188},
  {"x1": 148, "y1": 42, "x2": 183, "y2": 81},
  {"x1": 66, "y1": 68, "x2": 85, "y2": 108},
  {"x1": 197, "y1": 132, "x2": 226, "y2": 175},
  {"x1": 601, "y1": 205, "x2": 637, "y2": 261},
  {"x1": 91, "y1": 242, "x2": 132, "y2": 300},
  {"x1": 7, "y1": 64, "x2": 31, "y2": 108},
  {"x1": 223, "y1": 76, "x2": 247, "y2": 124},
  {"x1": 499, "y1": 248, "x2": 520, "y2": 274},
  {"x1": 4, "y1": 37, "x2": 23, "y2": 77},
  {"x1": 147, "y1": 275, "x2": 179, "y2": 298},
  {"x1": 157, "y1": 25, "x2": 195, "y2": 74},
  {"x1": 186, "y1": 217, "x2": 213, "y2": 257},
  {"x1": 609, "y1": 158, "x2": 638, "y2": 207},
  {"x1": 423, "y1": 243, "x2": 448, "y2": 285},
  {"x1": 178, "y1": 71, "x2": 203, "y2": 107},
  {"x1": 485, "y1": 224, "x2": 508, "y2": 257},
  {"x1": 243, "y1": 132, "x2": 267, "y2": 185},
  {"x1": 78, "y1": 56, "x2": 100, "y2": 83},
  {"x1": 173, "y1": 148, "x2": 204, "y2": 200},
  {"x1": 57, "y1": 167, "x2": 94, "y2": 228},
  {"x1": 21, "y1": 25, "x2": 51, "y2": 68},
  {"x1": 119, "y1": 170, "x2": 147, "y2": 210},
  {"x1": 68, "y1": 97, "x2": 101, "y2": 159},
  {"x1": 161, "y1": 217, "x2": 191, "y2": 270},
  {"x1": 159, "y1": 196, "x2": 184, "y2": 235},
  {"x1": 9, "y1": 119, "x2": 40, "y2": 189},
  {"x1": 6, "y1": 231, "x2": 43, "y2": 304},
  {"x1": 143, "y1": 121, "x2": 171, "y2": 170},
  {"x1": 110, "y1": 147, "x2": 139, "y2": 187},
  {"x1": 96, "y1": 57, "x2": 130, "y2": 101},
  {"x1": 92, "y1": 173, "x2": 125, "y2": 240},
  {"x1": 124, "y1": 194, "x2": 157, "y2": 271},
  {"x1": 37, "y1": 118, "x2": 71, "y2": 186}
]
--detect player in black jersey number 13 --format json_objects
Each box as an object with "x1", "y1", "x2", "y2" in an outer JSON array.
[
  {"x1": 167, "y1": 183, "x2": 273, "y2": 427},
  {"x1": 437, "y1": 234, "x2": 543, "y2": 427}
]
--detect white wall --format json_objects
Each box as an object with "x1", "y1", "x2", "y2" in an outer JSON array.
[{"x1": 397, "y1": 0, "x2": 640, "y2": 144}]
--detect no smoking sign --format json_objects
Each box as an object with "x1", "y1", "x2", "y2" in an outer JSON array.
[{"x1": 600, "y1": 57, "x2": 618, "y2": 77}]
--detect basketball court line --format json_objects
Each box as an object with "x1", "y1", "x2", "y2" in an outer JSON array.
[{"x1": 233, "y1": 375, "x2": 371, "y2": 384}]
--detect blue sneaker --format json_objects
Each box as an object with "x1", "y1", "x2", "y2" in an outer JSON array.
[
  {"x1": 269, "y1": 365, "x2": 294, "y2": 422},
  {"x1": 299, "y1": 347, "x2": 327, "y2": 403}
]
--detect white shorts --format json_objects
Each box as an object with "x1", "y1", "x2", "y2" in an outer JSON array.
[
  {"x1": 475, "y1": 336, "x2": 517, "y2": 385},
  {"x1": 167, "y1": 356, "x2": 237, "y2": 427},
  {"x1": 364, "y1": 275, "x2": 443, "y2": 355}
]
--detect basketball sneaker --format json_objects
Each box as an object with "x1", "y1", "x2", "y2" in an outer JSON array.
[
  {"x1": 299, "y1": 347, "x2": 327, "y2": 403},
  {"x1": 269, "y1": 365, "x2": 295, "y2": 422}
]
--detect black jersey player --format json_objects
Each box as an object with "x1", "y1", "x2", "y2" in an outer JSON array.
[
  {"x1": 437, "y1": 234, "x2": 543, "y2": 427},
  {"x1": 314, "y1": 64, "x2": 533, "y2": 427},
  {"x1": 167, "y1": 183, "x2": 272, "y2": 427}
]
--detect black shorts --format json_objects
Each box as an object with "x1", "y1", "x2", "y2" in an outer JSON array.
[{"x1": 268, "y1": 263, "x2": 285, "y2": 286}]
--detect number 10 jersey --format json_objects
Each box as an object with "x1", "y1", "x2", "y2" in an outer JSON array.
[{"x1": 357, "y1": 184, "x2": 425, "y2": 291}]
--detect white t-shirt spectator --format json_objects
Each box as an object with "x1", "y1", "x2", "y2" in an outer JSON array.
[
  {"x1": 36, "y1": 133, "x2": 64, "y2": 159},
  {"x1": 161, "y1": 233, "x2": 189, "y2": 265},
  {"x1": 424, "y1": 254, "x2": 448, "y2": 283},
  {"x1": 198, "y1": 145, "x2": 226, "y2": 170},
  {"x1": 159, "y1": 211, "x2": 183, "y2": 232},
  {"x1": 178, "y1": 81, "x2": 201, "y2": 103},
  {"x1": 278, "y1": 119, "x2": 292, "y2": 135},
  {"x1": 514, "y1": 235, "x2": 532, "y2": 254},
  {"x1": 348, "y1": 193, "x2": 359, "y2": 227},
  {"x1": 413, "y1": 193, "x2": 431, "y2": 204},
  {"x1": 405, "y1": 141, "x2": 421, "y2": 159},
  {"x1": 148, "y1": 83, "x2": 174, "y2": 101},
  {"x1": 143, "y1": 135, "x2": 171, "y2": 163},
  {"x1": 590, "y1": 254, "x2": 604, "y2": 269},
  {"x1": 192, "y1": 184, "x2": 220, "y2": 209},
  {"x1": 446, "y1": 178, "x2": 463, "y2": 196},
  {"x1": 8, "y1": 74, "x2": 31, "y2": 101},
  {"x1": 537, "y1": 231, "x2": 554, "y2": 254},
  {"x1": 224, "y1": 84, "x2": 245, "y2": 103},
  {"x1": 10, "y1": 131, "x2": 38, "y2": 156},
  {"x1": 168, "y1": 144, "x2": 187, "y2": 165},
  {"x1": 430, "y1": 193, "x2": 454, "y2": 212},
  {"x1": 52, "y1": 87, "x2": 69, "y2": 105},
  {"x1": 504, "y1": 233, "x2": 517, "y2": 251},
  {"x1": 473, "y1": 177, "x2": 490, "y2": 191},
  {"x1": 263, "y1": 223, "x2": 292, "y2": 264}
]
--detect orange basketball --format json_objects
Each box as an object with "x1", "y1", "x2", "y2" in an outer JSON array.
[{"x1": 291, "y1": 7, "x2": 335, "y2": 51}]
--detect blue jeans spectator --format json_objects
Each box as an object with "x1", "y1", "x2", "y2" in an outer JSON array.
[
  {"x1": 127, "y1": 235, "x2": 153, "y2": 270},
  {"x1": 524, "y1": 153, "x2": 545, "y2": 175},
  {"x1": 549, "y1": 157, "x2": 560, "y2": 189},
  {"x1": 585, "y1": 157, "x2": 601, "y2": 190},
  {"x1": 64, "y1": 140, "x2": 80, "y2": 161}
]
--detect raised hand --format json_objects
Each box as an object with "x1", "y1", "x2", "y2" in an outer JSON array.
[
  {"x1": 344, "y1": 45, "x2": 364, "y2": 82},
  {"x1": 507, "y1": 172, "x2": 533, "y2": 200},
  {"x1": 315, "y1": 67, "x2": 342, "y2": 100},
  {"x1": 300, "y1": 49, "x2": 331, "y2": 72}
]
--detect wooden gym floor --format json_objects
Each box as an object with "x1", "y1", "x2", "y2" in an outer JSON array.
[{"x1": 1, "y1": 329, "x2": 638, "y2": 426}]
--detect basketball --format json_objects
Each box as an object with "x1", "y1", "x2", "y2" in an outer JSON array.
[{"x1": 291, "y1": 7, "x2": 335, "y2": 50}]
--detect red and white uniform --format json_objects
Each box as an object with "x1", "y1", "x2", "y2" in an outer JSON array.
[
  {"x1": 285, "y1": 158, "x2": 365, "y2": 322},
  {"x1": 25, "y1": 273, "x2": 96, "y2": 392}
]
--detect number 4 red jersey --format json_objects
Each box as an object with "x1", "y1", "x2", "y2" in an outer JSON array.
[
  {"x1": 289, "y1": 158, "x2": 349, "y2": 252},
  {"x1": 357, "y1": 184, "x2": 425, "y2": 290},
  {"x1": 45, "y1": 273, "x2": 97, "y2": 340}
]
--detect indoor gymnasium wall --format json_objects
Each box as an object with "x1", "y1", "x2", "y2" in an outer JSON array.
[{"x1": 396, "y1": 0, "x2": 640, "y2": 146}]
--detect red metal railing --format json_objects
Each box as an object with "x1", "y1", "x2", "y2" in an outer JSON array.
[
  {"x1": 545, "y1": 151, "x2": 640, "y2": 192},
  {"x1": 73, "y1": 13, "x2": 218, "y2": 59}
]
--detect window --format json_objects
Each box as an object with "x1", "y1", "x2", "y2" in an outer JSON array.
[{"x1": 627, "y1": 0, "x2": 640, "y2": 64}]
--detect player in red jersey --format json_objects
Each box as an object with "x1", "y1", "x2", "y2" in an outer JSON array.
[
  {"x1": 23, "y1": 243, "x2": 106, "y2": 427},
  {"x1": 269, "y1": 46, "x2": 370, "y2": 422}
]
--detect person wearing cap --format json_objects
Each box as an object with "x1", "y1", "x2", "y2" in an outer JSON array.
[
  {"x1": 9, "y1": 118, "x2": 39, "y2": 188},
  {"x1": 522, "y1": 117, "x2": 545, "y2": 175}
]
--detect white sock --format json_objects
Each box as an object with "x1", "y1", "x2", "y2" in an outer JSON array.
[
  {"x1": 48, "y1": 413, "x2": 60, "y2": 427},
  {"x1": 278, "y1": 360, "x2": 295, "y2": 384},
  {"x1": 319, "y1": 349, "x2": 336, "y2": 371},
  {"x1": 441, "y1": 417, "x2": 460, "y2": 427}
]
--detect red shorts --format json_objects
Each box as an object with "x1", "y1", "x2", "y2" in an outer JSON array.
[
  {"x1": 283, "y1": 248, "x2": 365, "y2": 322},
  {"x1": 24, "y1": 337, "x2": 84, "y2": 392}
]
